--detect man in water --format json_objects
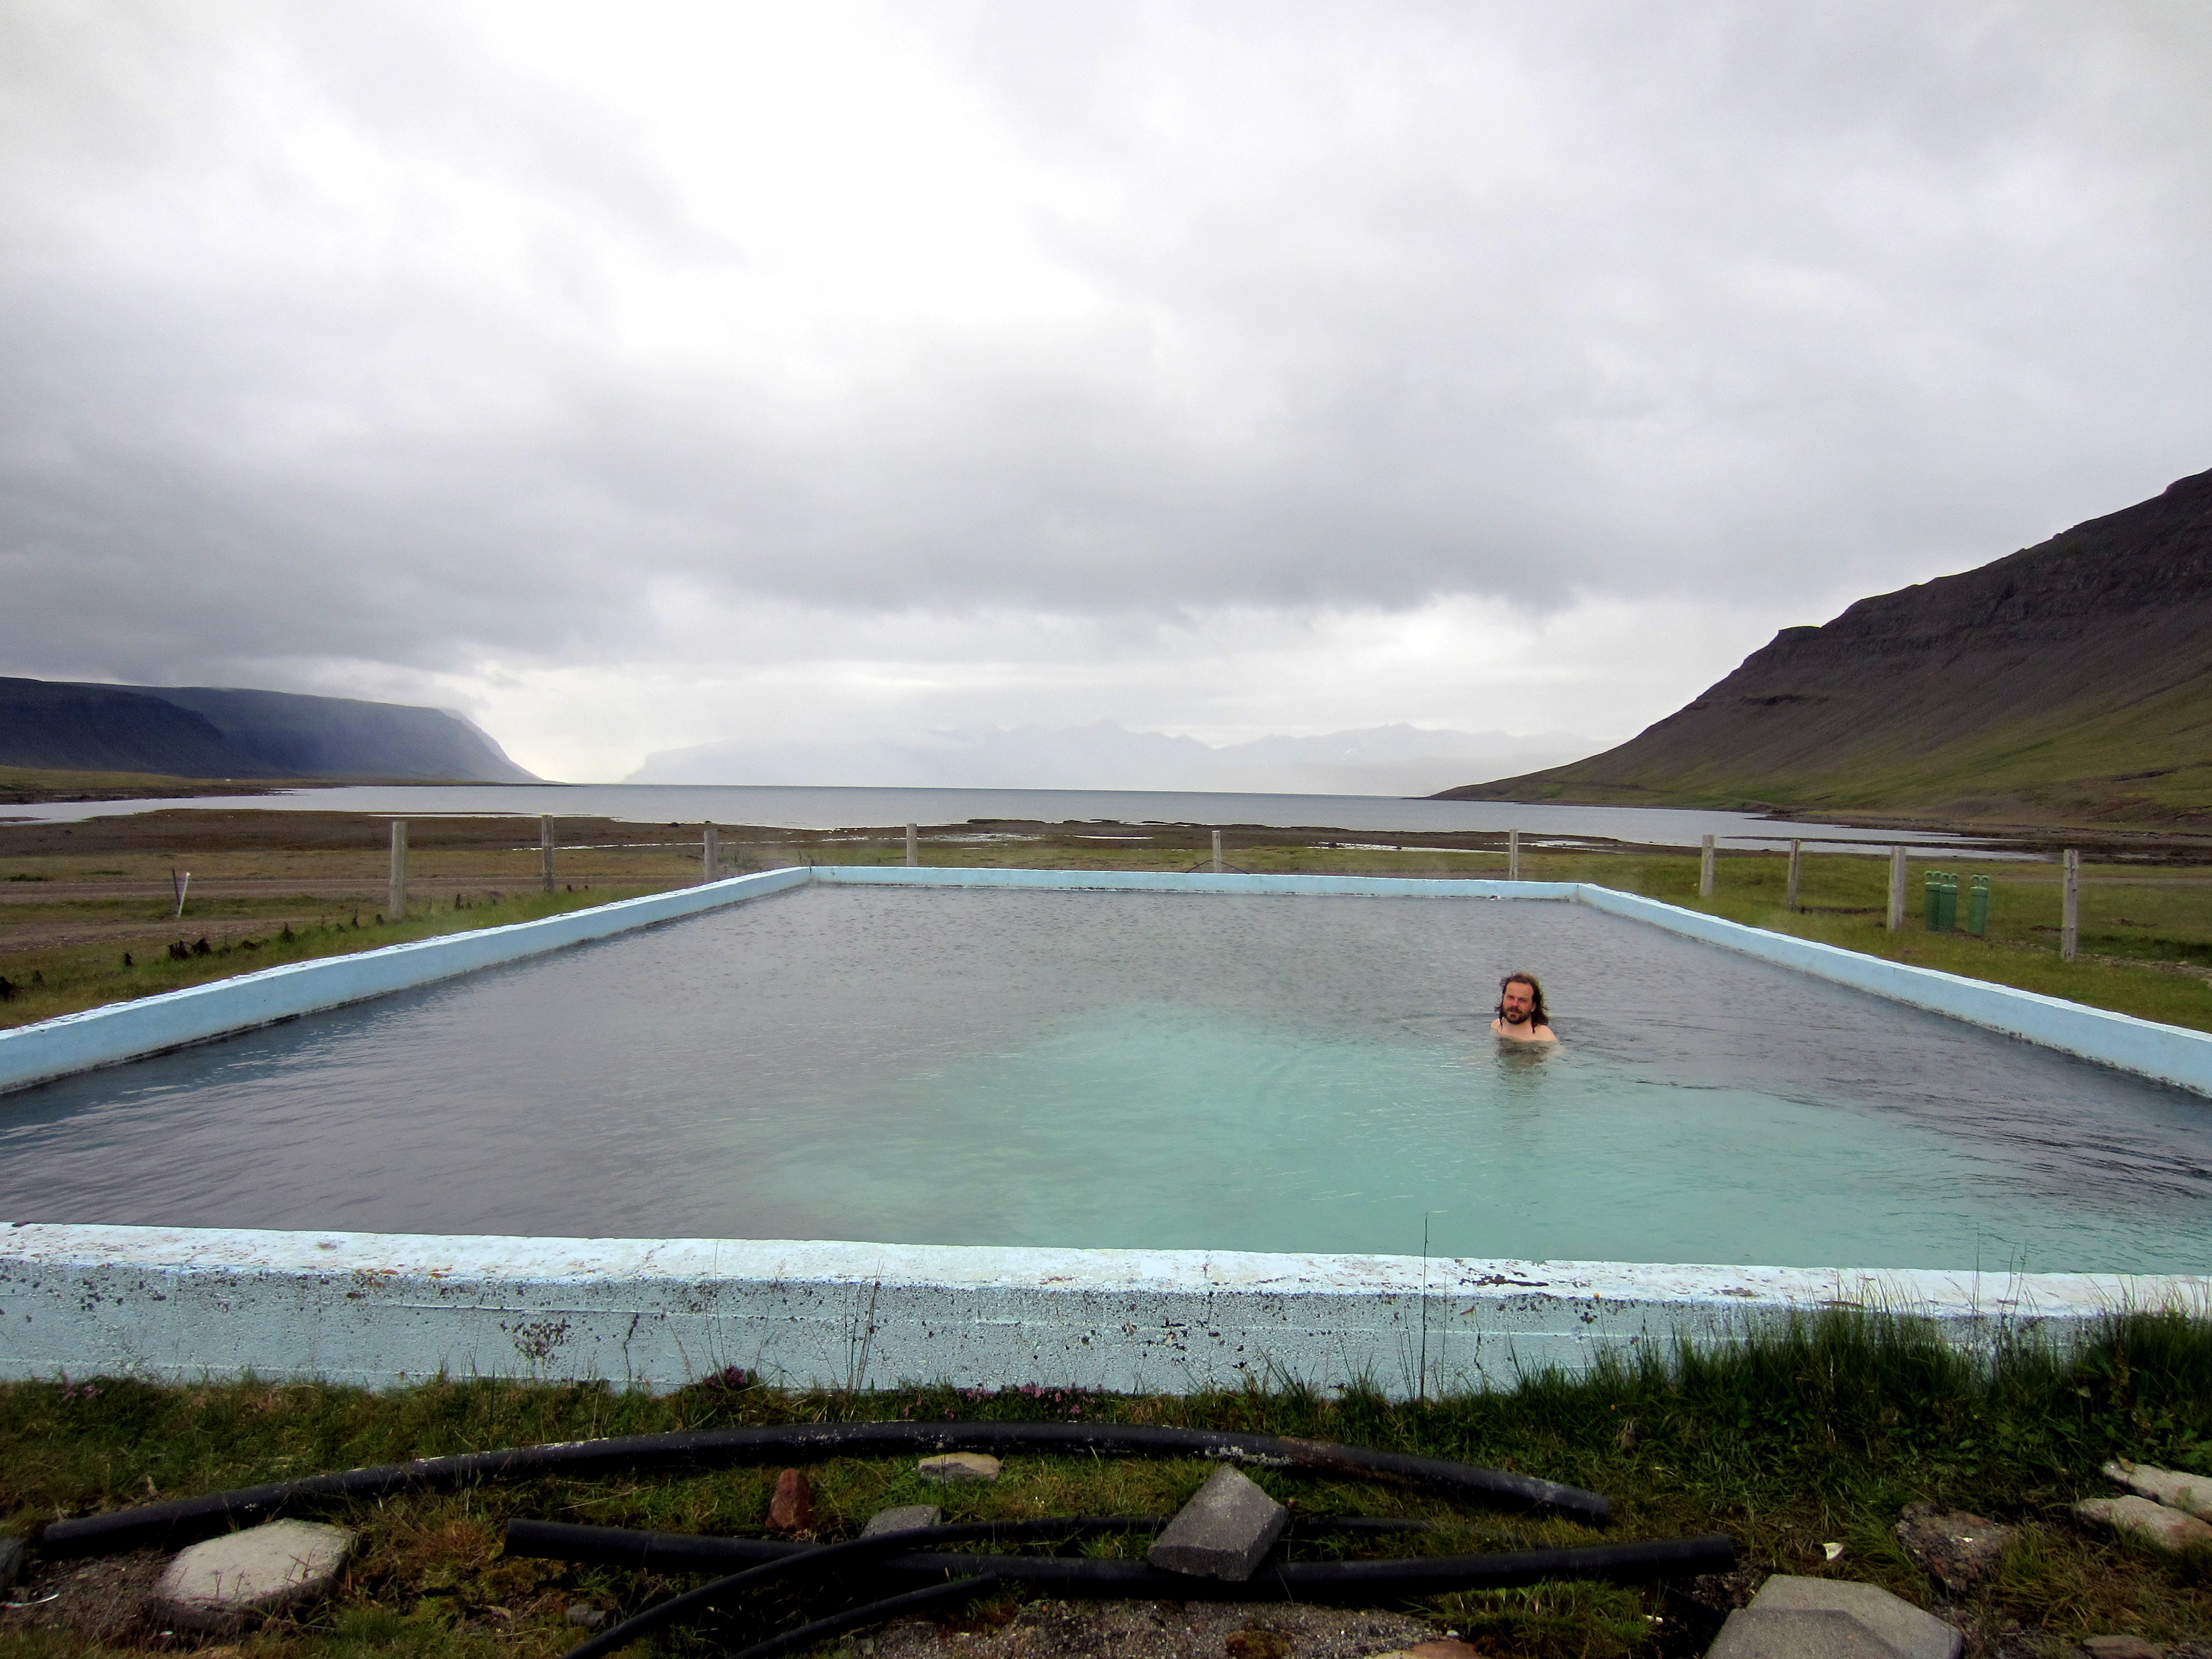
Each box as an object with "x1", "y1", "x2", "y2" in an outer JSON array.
[{"x1": 1492, "y1": 971, "x2": 1557, "y2": 1043}]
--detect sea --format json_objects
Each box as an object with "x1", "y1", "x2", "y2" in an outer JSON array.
[{"x1": 6, "y1": 781, "x2": 2011, "y2": 853}]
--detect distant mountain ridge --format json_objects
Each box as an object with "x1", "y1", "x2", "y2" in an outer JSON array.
[
  {"x1": 1436, "y1": 466, "x2": 2212, "y2": 825},
  {"x1": 632, "y1": 722, "x2": 1601, "y2": 796},
  {"x1": 0, "y1": 677, "x2": 537, "y2": 782}
]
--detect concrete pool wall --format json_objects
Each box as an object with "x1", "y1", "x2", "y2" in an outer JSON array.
[
  {"x1": 3, "y1": 865, "x2": 2208, "y2": 1394},
  {"x1": 4, "y1": 1225, "x2": 2203, "y2": 1395}
]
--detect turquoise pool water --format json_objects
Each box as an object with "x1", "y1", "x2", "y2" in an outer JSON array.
[{"x1": 2, "y1": 886, "x2": 2206, "y2": 1270}]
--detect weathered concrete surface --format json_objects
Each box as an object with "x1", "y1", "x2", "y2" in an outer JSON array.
[
  {"x1": 2104, "y1": 1460, "x2": 2212, "y2": 1520},
  {"x1": 2, "y1": 1226, "x2": 2204, "y2": 1396},
  {"x1": 148, "y1": 1520, "x2": 352, "y2": 1632},
  {"x1": 1148, "y1": 1464, "x2": 1289, "y2": 1581},
  {"x1": 2075, "y1": 1496, "x2": 2212, "y2": 1553},
  {"x1": 919, "y1": 1452, "x2": 1001, "y2": 1484},
  {"x1": 863, "y1": 1505, "x2": 943, "y2": 1536},
  {"x1": 1708, "y1": 1576, "x2": 1961, "y2": 1659}
]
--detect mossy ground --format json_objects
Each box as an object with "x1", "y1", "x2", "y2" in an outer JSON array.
[{"x1": 4, "y1": 1314, "x2": 2211, "y2": 1659}]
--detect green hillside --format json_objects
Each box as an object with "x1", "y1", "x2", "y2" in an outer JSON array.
[{"x1": 1441, "y1": 465, "x2": 2212, "y2": 827}]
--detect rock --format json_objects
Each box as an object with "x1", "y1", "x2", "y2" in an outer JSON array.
[
  {"x1": 0, "y1": 1536, "x2": 23, "y2": 1596},
  {"x1": 766, "y1": 1468, "x2": 813, "y2": 1533},
  {"x1": 1147, "y1": 1464, "x2": 1290, "y2": 1583},
  {"x1": 2074, "y1": 1496, "x2": 2212, "y2": 1554},
  {"x1": 1366, "y1": 1644, "x2": 1482, "y2": 1659},
  {"x1": 862, "y1": 1504, "x2": 943, "y2": 1537},
  {"x1": 565, "y1": 1605, "x2": 607, "y2": 1629},
  {"x1": 2103, "y1": 1461, "x2": 2212, "y2": 1520},
  {"x1": 2080, "y1": 1637, "x2": 2164, "y2": 1659},
  {"x1": 917, "y1": 1452, "x2": 1001, "y2": 1485},
  {"x1": 1705, "y1": 1574, "x2": 1962, "y2": 1659},
  {"x1": 1895, "y1": 1503, "x2": 2015, "y2": 1592},
  {"x1": 147, "y1": 1520, "x2": 353, "y2": 1634}
]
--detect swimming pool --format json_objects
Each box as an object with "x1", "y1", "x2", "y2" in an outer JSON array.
[{"x1": 6, "y1": 882, "x2": 2206, "y2": 1274}]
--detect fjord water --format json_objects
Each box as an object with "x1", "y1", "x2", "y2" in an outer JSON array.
[
  {"x1": 3, "y1": 886, "x2": 2205, "y2": 1271},
  {"x1": 3, "y1": 781, "x2": 1998, "y2": 854}
]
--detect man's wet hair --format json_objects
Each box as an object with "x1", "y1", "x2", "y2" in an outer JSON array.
[{"x1": 1495, "y1": 971, "x2": 1548, "y2": 1027}]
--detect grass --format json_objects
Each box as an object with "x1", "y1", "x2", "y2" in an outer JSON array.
[
  {"x1": 0, "y1": 887, "x2": 671, "y2": 1029},
  {"x1": 3, "y1": 1312, "x2": 2210, "y2": 1659}
]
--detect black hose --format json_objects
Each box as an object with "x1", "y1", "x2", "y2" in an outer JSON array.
[
  {"x1": 724, "y1": 1574, "x2": 998, "y2": 1659},
  {"x1": 42, "y1": 1420, "x2": 1606, "y2": 1554},
  {"x1": 500, "y1": 1512, "x2": 1412, "y2": 1573},
  {"x1": 505, "y1": 1519, "x2": 1735, "y2": 1603},
  {"x1": 564, "y1": 1522, "x2": 1026, "y2": 1659}
]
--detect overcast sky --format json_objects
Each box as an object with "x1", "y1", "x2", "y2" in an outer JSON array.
[{"x1": 4, "y1": 2, "x2": 2209, "y2": 781}]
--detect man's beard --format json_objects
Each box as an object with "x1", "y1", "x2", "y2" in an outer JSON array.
[{"x1": 1502, "y1": 1008, "x2": 1532, "y2": 1026}]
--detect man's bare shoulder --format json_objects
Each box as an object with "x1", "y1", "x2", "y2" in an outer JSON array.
[{"x1": 1491, "y1": 1019, "x2": 1559, "y2": 1044}]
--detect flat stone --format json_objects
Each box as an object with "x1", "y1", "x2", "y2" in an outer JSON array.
[
  {"x1": 2074, "y1": 1496, "x2": 2212, "y2": 1554},
  {"x1": 1895, "y1": 1503, "x2": 2015, "y2": 1592},
  {"x1": 767, "y1": 1468, "x2": 813, "y2": 1533},
  {"x1": 1705, "y1": 1575, "x2": 1961, "y2": 1659},
  {"x1": 2081, "y1": 1637, "x2": 2164, "y2": 1659},
  {"x1": 0, "y1": 1536, "x2": 23, "y2": 1595},
  {"x1": 566, "y1": 1606, "x2": 607, "y2": 1629},
  {"x1": 148, "y1": 1520, "x2": 353, "y2": 1633},
  {"x1": 864, "y1": 1505, "x2": 945, "y2": 1537},
  {"x1": 1366, "y1": 1644, "x2": 1482, "y2": 1659},
  {"x1": 2104, "y1": 1461, "x2": 2212, "y2": 1520},
  {"x1": 1147, "y1": 1464, "x2": 1290, "y2": 1582},
  {"x1": 917, "y1": 1452, "x2": 1000, "y2": 1485}
]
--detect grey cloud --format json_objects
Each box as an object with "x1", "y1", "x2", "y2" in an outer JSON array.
[{"x1": 2, "y1": 1, "x2": 2209, "y2": 692}]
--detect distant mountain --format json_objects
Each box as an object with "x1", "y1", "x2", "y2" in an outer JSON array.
[
  {"x1": 0, "y1": 677, "x2": 538, "y2": 782},
  {"x1": 1435, "y1": 465, "x2": 2212, "y2": 826},
  {"x1": 630, "y1": 722, "x2": 1602, "y2": 796}
]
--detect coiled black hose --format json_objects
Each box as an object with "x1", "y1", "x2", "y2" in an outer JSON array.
[
  {"x1": 566, "y1": 1521, "x2": 1016, "y2": 1659},
  {"x1": 42, "y1": 1420, "x2": 1607, "y2": 1554},
  {"x1": 507, "y1": 1518, "x2": 1736, "y2": 1604}
]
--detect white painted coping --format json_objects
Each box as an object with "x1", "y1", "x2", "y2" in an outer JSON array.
[
  {"x1": 3, "y1": 1225, "x2": 2201, "y2": 1395},
  {"x1": 1576, "y1": 886, "x2": 2212, "y2": 1097},
  {"x1": 6, "y1": 865, "x2": 2208, "y2": 1394},
  {"x1": 0, "y1": 867, "x2": 810, "y2": 1097}
]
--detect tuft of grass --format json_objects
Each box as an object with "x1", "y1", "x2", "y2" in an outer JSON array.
[{"x1": 4, "y1": 1313, "x2": 2212, "y2": 1659}]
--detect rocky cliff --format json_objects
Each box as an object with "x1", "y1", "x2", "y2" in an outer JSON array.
[
  {"x1": 0, "y1": 679, "x2": 538, "y2": 782},
  {"x1": 1437, "y1": 466, "x2": 2212, "y2": 825}
]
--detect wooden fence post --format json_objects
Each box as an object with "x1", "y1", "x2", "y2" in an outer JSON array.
[
  {"x1": 1785, "y1": 839, "x2": 1802, "y2": 911},
  {"x1": 540, "y1": 816, "x2": 555, "y2": 894},
  {"x1": 905, "y1": 823, "x2": 919, "y2": 868},
  {"x1": 2062, "y1": 848, "x2": 2080, "y2": 962},
  {"x1": 1886, "y1": 845, "x2": 1907, "y2": 930},
  {"x1": 389, "y1": 820, "x2": 408, "y2": 920},
  {"x1": 1699, "y1": 834, "x2": 1715, "y2": 898},
  {"x1": 702, "y1": 824, "x2": 719, "y2": 883},
  {"x1": 1507, "y1": 829, "x2": 1521, "y2": 881}
]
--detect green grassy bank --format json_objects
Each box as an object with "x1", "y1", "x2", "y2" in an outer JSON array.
[
  {"x1": 3, "y1": 1313, "x2": 2210, "y2": 1659},
  {"x1": 0, "y1": 886, "x2": 670, "y2": 1029}
]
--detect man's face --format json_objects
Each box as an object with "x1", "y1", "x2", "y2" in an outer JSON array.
[{"x1": 1500, "y1": 980, "x2": 1536, "y2": 1024}]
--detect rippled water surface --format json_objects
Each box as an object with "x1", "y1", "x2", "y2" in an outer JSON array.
[{"x1": 3, "y1": 887, "x2": 2206, "y2": 1269}]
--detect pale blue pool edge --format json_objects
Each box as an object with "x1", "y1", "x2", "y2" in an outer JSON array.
[
  {"x1": 4, "y1": 866, "x2": 2208, "y2": 1394},
  {"x1": 7, "y1": 864, "x2": 2206, "y2": 1098}
]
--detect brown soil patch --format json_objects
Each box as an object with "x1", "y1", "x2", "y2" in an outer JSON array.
[
  {"x1": 867, "y1": 1600, "x2": 1440, "y2": 1659},
  {"x1": 0, "y1": 1548, "x2": 169, "y2": 1645}
]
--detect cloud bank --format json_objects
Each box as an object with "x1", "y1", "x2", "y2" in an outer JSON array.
[{"x1": 3, "y1": 2, "x2": 2208, "y2": 779}]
